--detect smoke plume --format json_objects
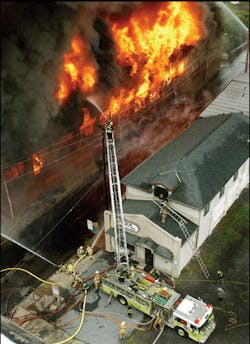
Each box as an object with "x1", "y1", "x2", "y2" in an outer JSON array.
[{"x1": 1, "y1": 1, "x2": 215, "y2": 167}]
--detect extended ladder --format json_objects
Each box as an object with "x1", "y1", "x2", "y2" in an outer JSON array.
[
  {"x1": 154, "y1": 200, "x2": 210, "y2": 279},
  {"x1": 105, "y1": 121, "x2": 129, "y2": 271}
]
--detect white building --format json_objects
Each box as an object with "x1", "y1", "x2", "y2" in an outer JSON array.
[{"x1": 104, "y1": 112, "x2": 249, "y2": 277}]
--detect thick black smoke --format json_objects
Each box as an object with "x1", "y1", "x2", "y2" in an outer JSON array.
[
  {"x1": 1, "y1": 2, "x2": 77, "y2": 165},
  {"x1": 1, "y1": 1, "x2": 142, "y2": 166},
  {"x1": 2, "y1": 1, "x2": 217, "y2": 167}
]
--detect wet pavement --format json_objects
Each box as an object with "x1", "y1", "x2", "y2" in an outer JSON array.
[
  {"x1": 1, "y1": 188, "x2": 248, "y2": 344},
  {"x1": 126, "y1": 189, "x2": 249, "y2": 344}
]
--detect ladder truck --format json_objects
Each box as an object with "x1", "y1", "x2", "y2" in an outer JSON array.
[{"x1": 101, "y1": 120, "x2": 216, "y2": 343}]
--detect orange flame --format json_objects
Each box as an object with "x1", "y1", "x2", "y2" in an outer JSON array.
[
  {"x1": 3, "y1": 162, "x2": 24, "y2": 182},
  {"x1": 55, "y1": 2, "x2": 207, "y2": 126},
  {"x1": 32, "y1": 153, "x2": 45, "y2": 176},
  {"x1": 79, "y1": 108, "x2": 96, "y2": 136},
  {"x1": 104, "y1": 1, "x2": 206, "y2": 117},
  {"x1": 55, "y1": 36, "x2": 98, "y2": 103}
]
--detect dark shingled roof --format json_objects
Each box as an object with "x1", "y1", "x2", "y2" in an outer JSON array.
[
  {"x1": 122, "y1": 113, "x2": 249, "y2": 209},
  {"x1": 107, "y1": 227, "x2": 173, "y2": 260},
  {"x1": 123, "y1": 199, "x2": 197, "y2": 245},
  {"x1": 151, "y1": 170, "x2": 180, "y2": 191}
]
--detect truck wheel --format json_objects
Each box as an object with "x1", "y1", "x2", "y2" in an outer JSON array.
[
  {"x1": 118, "y1": 295, "x2": 127, "y2": 306},
  {"x1": 176, "y1": 327, "x2": 188, "y2": 338}
]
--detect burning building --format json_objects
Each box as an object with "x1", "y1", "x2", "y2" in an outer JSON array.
[{"x1": 1, "y1": 2, "x2": 246, "y2": 263}]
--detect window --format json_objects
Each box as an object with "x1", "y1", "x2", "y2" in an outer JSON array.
[
  {"x1": 175, "y1": 317, "x2": 187, "y2": 326},
  {"x1": 233, "y1": 170, "x2": 238, "y2": 181},
  {"x1": 204, "y1": 203, "x2": 210, "y2": 216},
  {"x1": 127, "y1": 244, "x2": 135, "y2": 253},
  {"x1": 219, "y1": 186, "x2": 225, "y2": 198}
]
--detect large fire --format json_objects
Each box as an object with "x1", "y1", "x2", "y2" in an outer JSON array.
[
  {"x1": 104, "y1": 1, "x2": 205, "y2": 117},
  {"x1": 55, "y1": 36, "x2": 98, "y2": 103},
  {"x1": 55, "y1": 1, "x2": 206, "y2": 123},
  {"x1": 3, "y1": 2, "x2": 207, "y2": 181}
]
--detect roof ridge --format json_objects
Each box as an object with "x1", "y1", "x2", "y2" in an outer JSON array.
[{"x1": 181, "y1": 113, "x2": 232, "y2": 160}]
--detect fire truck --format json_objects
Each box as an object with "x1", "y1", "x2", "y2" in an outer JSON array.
[{"x1": 101, "y1": 120, "x2": 216, "y2": 343}]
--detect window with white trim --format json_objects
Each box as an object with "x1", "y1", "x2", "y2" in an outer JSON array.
[
  {"x1": 204, "y1": 203, "x2": 210, "y2": 216},
  {"x1": 233, "y1": 170, "x2": 238, "y2": 181},
  {"x1": 219, "y1": 186, "x2": 225, "y2": 198}
]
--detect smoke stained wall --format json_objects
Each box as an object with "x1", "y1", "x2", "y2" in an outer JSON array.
[
  {"x1": 2, "y1": 1, "x2": 218, "y2": 168},
  {"x1": 1, "y1": 2, "x2": 144, "y2": 166}
]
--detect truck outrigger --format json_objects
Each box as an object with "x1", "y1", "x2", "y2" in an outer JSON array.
[{"x1": 101, "y1": 120, "x2": 216, "y2": 342}]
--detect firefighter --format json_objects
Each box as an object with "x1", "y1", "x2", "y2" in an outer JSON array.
[
  {"x1": 217, "y1": 270, "x2": 224, "y2": 284},
  {"x1": 72, "y1": 271, "x2": 83, "y2": 288},
  {"x1": 94, "y1": 270, "x2": 102, "y2": 293},
  {"x1": 77, "y1": 246, "x2": 85, "y2": 257},
  {"x1": 153, "y1": 312, "x2": 164, "y2": 329},
  {"x1": 217, "y1": 287, "x2": 225, "y2": 304},
  {"x1": 86, "y1": 246, "x2": 93, "y2": 257},
  {"x1": 127, "y1": 305, "x2": 133, "y2": 318},
  {"x1": 153, "y1": 269, "x2": 161, "y2": 279},
  {"x1": 107, "y1": 120, "x2": 113, "y2": 131},
  {"x1": 161, "y1": 207, "x2": 167, "y2": 223},
  {"x1": 119, "y1": 321, "x2": 127, "y2": 340},
  {"x1": 65, "y1": 263, "x2": 74, "y2": 275},
  {"x1": 82, "y1": 283, "x2": 89, "y2": 292},
  {"x1": 129, "y1": 265, "x2": 135, "y2": 278}
]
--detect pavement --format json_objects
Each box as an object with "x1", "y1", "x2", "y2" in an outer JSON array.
[
  {"x1": 11, "y1": 249, "x2": 147, "y2": 344},
  {"x1": 9, "y1": 191, "x2": 249, "y2": 344}
]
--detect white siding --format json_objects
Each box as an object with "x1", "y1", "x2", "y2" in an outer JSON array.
[
  {"x1": 211, "y1": 196, "x2": 226, "y2": 228},
  {"x1": 126, "y1": 186, "x2": 153, "y2": 201},
  {"x1": 198, "y1": 159, "x2": 249, "y2": 246},
  {"x1": 198, "y1": 209, "x2": 211, "y2": 246},
  {"x1": 105, "y1": 160, "x2": 248, "y2": 277},
  {"x1": 179, "y1": 231, "x2": 198, "y2": 274},
  {"x1": 238, "y1": 159, "x2": 249, "y2": 190},
  {"x1": 104, "y1": 210, "x2": 182, "y2": 277},
  {"x1": 168, "y1": 200, "x2": 200, "y2": 225},
  {"x1": 154, "y1": 254, "x2": 174, "y2": 276}
]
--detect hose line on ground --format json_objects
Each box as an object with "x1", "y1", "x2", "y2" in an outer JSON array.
[
  {"x1": 1, "y1": 267, "x2": 73, "y2": 286},
  {"x1": 16, "y1": 286, "x2": 80, "y2": 326},
  {"x1": 51, "y1": 290, "x2": 88, "y2": 344},
  {"x1": 73, "y1": 254, "x2": 87, "y2": 270}
]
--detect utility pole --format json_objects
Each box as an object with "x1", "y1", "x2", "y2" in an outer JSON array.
[
  {"x1": 245, "y1": 36, "x2": 249, "y2": 74},
  {"x1": 3, "y1": 178, "x2": 14, "y2": 218}
]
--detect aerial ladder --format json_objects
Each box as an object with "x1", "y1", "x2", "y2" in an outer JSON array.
[
  {"x1": 105, "y1": 120, "x2": 130, "y2": 276},
  {"x1": 154, "y1": 199, "x2": 210, "y2": 279},
  {"x1": 104, "y1": 118, "x2": 209, "y2": 279}
]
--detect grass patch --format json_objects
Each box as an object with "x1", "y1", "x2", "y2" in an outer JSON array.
[
  {"x1": 125, "y1": 333, "x2": 138, "y2": 344},
  {"x1": 180, "y1": 194, "x2": 249, "y2": 279},
  {"x1": 225, "y1": 2, "x2": 249, "y2": 28}
]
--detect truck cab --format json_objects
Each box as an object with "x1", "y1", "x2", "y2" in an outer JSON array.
[{"x1": 170, "y1": 295, "x2": 216, "y2": 343}]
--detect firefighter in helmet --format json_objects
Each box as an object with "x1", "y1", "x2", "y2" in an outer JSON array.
[
  {"x1": 119, "y1": 321, "x2": 127, "y2": 340},
  {"x1": 77, "y1": 246, "x2": 85, "y2": 257},
  {"x1": 86, "y1": 246, "x2": 93, "y2": 257},
  {"x1": 217, "y1": 270, "x2": 224, "y2": 284},
  {"x1": 153, "y1": 311, "x2": 164, "y2": 329},
  {"x1": 94, "y1": 270, "x2": 102, "y2": 293},
  {"x1": 127, "y1": 305, "x2": 133, "y2": 318},
  {"x1": 217, "y1": 287, "x2": 225, "y2": 304}
]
